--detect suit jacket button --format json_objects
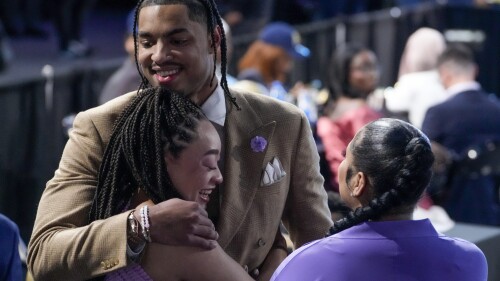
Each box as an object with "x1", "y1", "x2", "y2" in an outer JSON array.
[
  {"x1": 257, "y1": 239, "x2": 266, "y2": 247},
  {"x1": 252, "y1": 268, "x2": 260, "y2": 277}
]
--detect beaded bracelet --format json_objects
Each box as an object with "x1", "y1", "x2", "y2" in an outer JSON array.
[{"x1": 139, "y1": 206, "x2": 152, "y2": 243}]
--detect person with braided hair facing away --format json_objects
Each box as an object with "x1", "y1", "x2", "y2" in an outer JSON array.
[
  {"x1": 271, "y1": 118, "x2": 487, "y2": 281},
  {"x1": 27, "y1": 0, "x2": 332, "y2": 280}
]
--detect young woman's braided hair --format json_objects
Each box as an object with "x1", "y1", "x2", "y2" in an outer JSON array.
[
  {"x1": 329, "y1": 118, "x2": 435, "y2": 235},
  {"x1": 132, "y1": 0, "x2": 240, "y2": 110},
  {"x1": 89, "y1": 87, "x2": 207, "y2": 221}
]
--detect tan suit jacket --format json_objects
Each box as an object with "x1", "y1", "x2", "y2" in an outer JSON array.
[{"x1": 27, "y1": 89, "x2": 332, "y2": 280}]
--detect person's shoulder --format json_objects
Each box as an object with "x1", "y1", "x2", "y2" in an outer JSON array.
[
  {"x1": 442, "y1": 235, "x2": 487, "y2": 259},
  {"x1": 0, "y1": 214, "x2": 19, "y2": 235},
  {"x1": 425, "y1": 98, "x2": 449, "y2": 114},
  {"x1": 73, "y1": 91, "x2": 138, "y2": 134},
  {"x1": 87, "y1": 91, "x2": 138, "y2": 116},
  {"x1": 281, "y1": 236, "x2": 347, "y2": 269},
  {"x1": 480, "y1": 91, "x2": 500, "y2": 106}
]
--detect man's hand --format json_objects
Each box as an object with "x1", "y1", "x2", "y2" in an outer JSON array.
[{"x1": 140, "y1": 198, "x2": 218, "y2": 250}]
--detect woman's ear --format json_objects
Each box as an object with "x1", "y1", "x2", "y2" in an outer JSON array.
[
  {"x1": 164, "y1": 152, "x2": 176, "y2": 167},
  {"x1": 351, "y1": 172, "x2": 367, "y2": 197}
]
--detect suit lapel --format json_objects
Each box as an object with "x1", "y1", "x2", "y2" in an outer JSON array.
[{"x1": 217, "y1": 92, "x2": 276, "y2": 248}]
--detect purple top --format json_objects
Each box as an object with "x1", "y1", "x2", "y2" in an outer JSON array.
[
  {"x1": 105, "y1": 262, "x2": 152, "y2": 281},
  {"x1": 271, "y1": 219, "x2": 487, "y2": 281}
]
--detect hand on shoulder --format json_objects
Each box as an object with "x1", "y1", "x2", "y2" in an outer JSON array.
[{"x1": 142, "y1": 198, "x2": 218, "y2": 250}]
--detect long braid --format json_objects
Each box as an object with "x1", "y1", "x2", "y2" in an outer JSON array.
[
  {"x1": 204, "y1": 0, "x2": 240, "y2": 110},
  {"x1": 197, "y1": 0, "x2": 217, "y2": 89},
  {"x1": 153, "y1": 92, "x2": 168, "y2": 199},
  {"x1": 89, "y1": 87, "x2": 207, "y2": 221},
  {"x1": 90, "y1": 93, "x2": 144, "y2": 219},
  {"x1": 330, "y1": 189, "x2": 402, "y2": 234},
  {"x1": 133, "y1": 0, "x2": 149, "y2": 93},
  {"x1": 329, "y1": 119, "x2": 434, "y2": 235}
]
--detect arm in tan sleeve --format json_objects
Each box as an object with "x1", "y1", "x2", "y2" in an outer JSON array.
[
  {"x1": 282, "y1": 113, "x2": 333, "y2": 248},
  {"x1": 27, "y1": 110, "x2": 129, "y2": 281}
]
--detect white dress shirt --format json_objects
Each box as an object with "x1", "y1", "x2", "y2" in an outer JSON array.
[{"x1": 201, "y1": 84, "x2": 226, "y2": 126}]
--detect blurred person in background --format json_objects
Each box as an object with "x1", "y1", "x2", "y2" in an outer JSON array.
[
  {"x1": 233, "y1": 22, "x2": 310, "y2": 100},
  {"x1": 422, "y1": 44, "x2": 500, "y2": 226},
  {"x1": 317, "y1": 43, "x2": 382, "y2": 192},
  {"x1": 0, "y1": 213, "x2": 22, "y2": 281},
  {"x1": 384, "y1": 27, "x2": 447, "y2": 129},
  {"x1": 99, "y1": 9, "x2": 142, "y2": 105}
]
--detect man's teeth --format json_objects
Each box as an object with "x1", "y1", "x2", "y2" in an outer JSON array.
[{"x1": 157, "y1": 69, "x2": 178, "y2": 77}]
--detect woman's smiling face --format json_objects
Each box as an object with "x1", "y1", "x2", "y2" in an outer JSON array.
[{"x1": 165, "y1": 120, "x2": 223, "y2": 209}]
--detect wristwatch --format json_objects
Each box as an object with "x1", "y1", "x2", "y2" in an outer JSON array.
[{"x1": 127, "y1": 211, "x2": 144, "y2": 245}]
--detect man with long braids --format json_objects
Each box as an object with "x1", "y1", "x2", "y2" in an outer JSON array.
[
  {"x1": 271, "y1": 118, "x2": 487, "y2": 281},
  {"x1": 27, "y1": 0, "x2": 332, "y2": 280}
]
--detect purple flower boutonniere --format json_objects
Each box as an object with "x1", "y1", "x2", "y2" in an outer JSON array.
[{"x1": 251, "y1": 136, "x2": 267, "y2": 152}]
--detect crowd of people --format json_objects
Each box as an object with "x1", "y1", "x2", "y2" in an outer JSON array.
[{"x1": 0, "y1": 0, "x2": 499, "y2": 280}]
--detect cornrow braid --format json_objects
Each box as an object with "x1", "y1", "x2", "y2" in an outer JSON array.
[
  {"x1": 203, "y1": 0, "x2": 240, "y2": 110},
  {"x1": 330, "y1": 187, "x2": 402, "y2": 234},
  {"x1": 89, "y1": 87, "x2": 207, "y2": 222},
  {"x1": 329, "y1": 118, "x2": 434, "y2": 235},
  {"x1": 132, "y1": 0, "x2": 240, "y2": 110}
]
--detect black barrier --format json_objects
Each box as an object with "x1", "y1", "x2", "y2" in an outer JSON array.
[{"x1": 0, "y1": 60, "x2": 120, "y2": 240}]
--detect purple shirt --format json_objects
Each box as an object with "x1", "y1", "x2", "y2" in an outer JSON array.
[
  {"x1": 272, "y1": 219, "x2": 487, "y2": 281},
  {"x1": 105, "y1": 262, "x2": 152, "y2": 281}
]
